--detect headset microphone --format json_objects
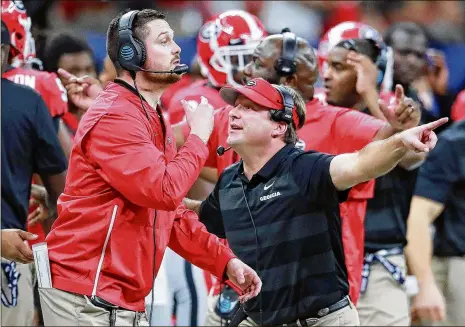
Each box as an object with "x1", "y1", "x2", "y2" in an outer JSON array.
[
  {"x1": 138, "y1": 64, "x2": 189, "y2": 75},
  {"x1": 216, "y1": 146, "x2": 231, "y2": 156}
]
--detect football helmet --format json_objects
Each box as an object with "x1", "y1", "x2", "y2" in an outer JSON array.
[
  {"x1": 197, "y1": 10, "x2": 267, "y2": 87},
  {"x1": 1, "y1": 0, "x2": 41, "y2": 68},
  {"x1": 317, "y1": 21, "x2": 393, "y2": 92}
]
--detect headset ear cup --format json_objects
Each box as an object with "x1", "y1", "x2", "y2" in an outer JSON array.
[{"x1": 133, "y1": 38, "x2": 146, "y2": 67}]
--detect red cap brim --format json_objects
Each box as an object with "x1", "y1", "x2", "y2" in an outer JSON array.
[{"x1": 220, "y1": 84, "x2": 283, "y2": 110}]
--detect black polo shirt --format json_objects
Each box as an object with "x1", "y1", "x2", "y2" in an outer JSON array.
[
  {"x1": 199, "y1": 144, "x2": 349, "y2": 325},
  {"x1": 363, "y1": 166, "x2": 416, "y2": 253},
  {"x1": 362, "y1": 105, "x2": 417, "y2": 253},
  {"x1": 414, "y1": 120, "x2": 465, "y2": 257},
  {"x1": 1, "y1": 78, "x2": 67, "y2": 230}
]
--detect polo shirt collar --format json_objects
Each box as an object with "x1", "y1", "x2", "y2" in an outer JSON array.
[{"x1": 237, "y1": 143, "x2": 296, "y2": 183}]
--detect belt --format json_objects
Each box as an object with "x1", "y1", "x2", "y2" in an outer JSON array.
[
  {"x1": 90, "y1": 296, "x2": 141, "y2": 327},
  {"x1": 361, "y1": 247, "x2": 405, "y2": 293},
  {"x1": 90, "y1": 295, "x2": 133, "y2": 312},
  {"x1": 282, "y1": 296, "x2": 350, "y2": 327}
]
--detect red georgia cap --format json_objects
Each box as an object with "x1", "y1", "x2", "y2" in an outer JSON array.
[{"x1": 219, "y1": 78, "x2": 299, "y2": 128}]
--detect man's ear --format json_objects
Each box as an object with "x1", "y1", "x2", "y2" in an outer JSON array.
[{"x1": 271, "y1": 122, "x2": 288, "y2": 138}]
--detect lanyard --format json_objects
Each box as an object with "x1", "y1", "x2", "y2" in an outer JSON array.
[
  {"x1": 1, "y1": 261, "x2": 20, "y2": 307},
  {"x1": 361, "y1": 247, "x2": 405, "y2": 294}
]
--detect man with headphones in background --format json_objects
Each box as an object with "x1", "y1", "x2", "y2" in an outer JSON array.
[
  {"x1": 38, "y1": 9, "x2": 262, "y2": 326},
  {"x1": 186, "y1": 75, "x2": 446, "y2": 326},
  {"x1": 322, "y1": 28, "x2": 426, "y2": 324}
]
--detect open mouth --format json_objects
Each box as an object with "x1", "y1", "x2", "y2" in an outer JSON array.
[
  {"x1": 172, "y1": 59, "x2": 180, "y2": 65},
  {"x1": 229, "y1": 123, "x2": 243, "y2": 131}
]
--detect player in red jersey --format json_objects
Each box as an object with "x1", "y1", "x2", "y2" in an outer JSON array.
[
  {"x1": 1, "y1": 0, "x2": 72, "y2": 159},
  {"x1": 2, "y1": 1, "x2": 72, "y2": 254}
]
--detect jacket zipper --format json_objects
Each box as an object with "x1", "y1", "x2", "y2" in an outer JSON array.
[{"x1": 91, "y1": 204, "x2": 118, "y2": 299}]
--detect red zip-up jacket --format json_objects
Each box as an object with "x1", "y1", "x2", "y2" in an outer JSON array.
[{"x1": 46, "y1": 81, "x2": 235, "y2": 311}]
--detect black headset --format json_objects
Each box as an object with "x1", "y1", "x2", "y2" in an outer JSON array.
[
  {"x1": 274, "y1": 28, "x2": 298, "y2": 76},
  {"x1": 118, "y1": 10, "x2": 146, "y2": 71},
  {"x1": 270, "y1": 85, "x2": 295, "y2": 126}
]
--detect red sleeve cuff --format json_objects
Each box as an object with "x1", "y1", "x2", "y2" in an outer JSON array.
[
  {"x1": 183, "y1": 133, "x2": 209, "y2": 161},
  {"x1": 214, "y1": 246, "x2": 236, "y2": 281}
]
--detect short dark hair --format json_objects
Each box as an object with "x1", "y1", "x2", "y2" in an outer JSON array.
[
  {"x1": 335, "y1": 38, "x2": 380, "y2": 64},
  {"x1": 106, "y1": 9, "x2": 166, "y2": 74},
  {"x1": 384, "y1": 22, "x2": 427, "y2": 46},
  {"x1": 43, "y1": 32, "x2": 94, "y2": 73},
  {"x1": 270, "y1": 85, "x2": 306, "y2": 145}
]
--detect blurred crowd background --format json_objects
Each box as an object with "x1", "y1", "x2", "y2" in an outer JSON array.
[{"x1": 23, "y1": 0, "x2": 465, "y2": 94}]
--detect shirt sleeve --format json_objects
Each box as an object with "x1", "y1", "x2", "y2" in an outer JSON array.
[
  {"x1": 33, "y1": 94, "x2": 68, "y2": 175},
  {"x1": 199, "y1": 177, "x2": 226, "y2": 238},
  {"x1": 179, "y1": 112, "x2": 219, "y2": 168},
  {"x1": 414, "y1": 137, "x2": 461, "y2": 204},
  {"x1": 168, "y1": 203, "x2": 235, "y2": 280},
  {"x1": 43, "y1": 72, "x2": 69, "y2": 118},
  {"x1": 333, "y1": 110, "x2": 386, "y2": 153},
  {"x1": 292, "y1": 151, "x2": 350, "y2": 205},
  {"x1": 84, "y1": 110, "x2": 209, "y2": 211}
]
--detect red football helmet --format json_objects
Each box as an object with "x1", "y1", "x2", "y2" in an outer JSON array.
[
  {"x1": 1, "y1": 0, "x2": 40, "y2": 68},
  {"x1": 317, "y1": 21, "x2": 393, "y2": 92},
  {"x1": 197, "y1": 10, "x2": 267, "y2": 87}
]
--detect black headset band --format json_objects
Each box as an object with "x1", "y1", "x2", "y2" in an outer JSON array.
[
  {"x1": 272, "y1": 85, "x2": 295, "y2": 124},
  {"x1": 119, "y1": 10, "x2": 138, "y2": 32},
  {"x1": 281, "y1": 32, "x2": 297, "y2": 61},
  {"x1": 274, "y1": 28, "x2": 298, "y2": 76}
]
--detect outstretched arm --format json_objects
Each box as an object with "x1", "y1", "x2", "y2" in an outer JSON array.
[
  {"x1": 330, "y1": 117, "x2": 448, "y2": 190},
  {"x1": 169, "y1": 205, "x2": 261, "y2": 302}
]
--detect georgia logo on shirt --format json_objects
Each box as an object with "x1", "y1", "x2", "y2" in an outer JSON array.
[{"x1": 260, "y1": 192, "x2": 281, "y2": 202}]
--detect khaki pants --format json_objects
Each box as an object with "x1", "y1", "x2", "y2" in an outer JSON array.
[
  {"x1": 206, "y1": 295, "x2": 359, "y2": 327},
  {"x1": 1, "y1": 259, "x2": 35, "y2": 326},
  {"x1": 356, "y1": 254, "x2": 410, "y2": 326},
  {"x1": 204, "y1": 293, "x2": 256, "y2": 327},
  {"x1": 241, "y1": 300, "x2": 359, "y2": 327},
  {"x1": 420, "y1": 256, "x2": 465, "y2": 326},
  {"x1": 39, "y1": 287, "x2": 149, "y2": 326}
]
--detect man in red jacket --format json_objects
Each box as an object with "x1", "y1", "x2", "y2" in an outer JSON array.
[{"x1": 38, "y1": 9, "x2": 261, "y2": 327}]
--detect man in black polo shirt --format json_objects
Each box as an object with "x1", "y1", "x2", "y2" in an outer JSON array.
[
  {"x1": 1, "y1": 21, "x2": 68, "y2": 326},
  {"x1": 406, "y1": 119, "x2": 465, "y2": 326},
  {"x1": 186, "y1": 77, "x2": 447, "y2": 326}
]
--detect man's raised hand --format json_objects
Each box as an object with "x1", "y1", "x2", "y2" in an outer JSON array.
[
  {"x1": 379, "y1": 84, "x2": 421, "y2": 130},
  {"x1": 182, "y1": 96, "x2": 214, "y2": 144},
  {"x1": 57, "y1": 68, "x2": 103, "y2": 111}
]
